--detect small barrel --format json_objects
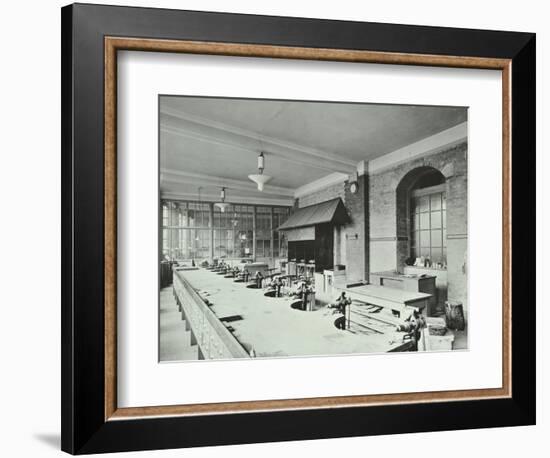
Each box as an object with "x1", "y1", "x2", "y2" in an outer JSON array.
[{"x1": 445, "y1": 301, "x2": 465, "y2": 331}]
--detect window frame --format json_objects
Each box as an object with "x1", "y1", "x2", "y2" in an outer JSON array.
[{"x1": 409, "y1": 183, "x2": 447, "y2": 266}]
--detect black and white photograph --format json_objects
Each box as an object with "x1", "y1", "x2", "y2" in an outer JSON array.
[
  {"x1": 159, "y1": 96, "x2": 468, "y2": 361},
  {"x1": 1, "y1": 0, "x2": 543, "y2": 456}
]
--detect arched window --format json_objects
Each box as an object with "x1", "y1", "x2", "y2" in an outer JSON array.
[{"x1": 409, "y1": 169, "x2": 446, "y2": 267}]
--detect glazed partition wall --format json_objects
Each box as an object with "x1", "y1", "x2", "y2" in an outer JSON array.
[{"x1": 161, "y1": 200, "x2": 290, "y2": 262}]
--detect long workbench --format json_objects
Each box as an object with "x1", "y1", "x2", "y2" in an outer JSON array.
[{"x1": 173, "y1": 267, "x2": 412, "y2": 360}]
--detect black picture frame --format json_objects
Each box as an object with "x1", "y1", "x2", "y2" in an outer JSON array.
[{"x1": 61, "y1": 3, "x2": 535, "y2": 454}]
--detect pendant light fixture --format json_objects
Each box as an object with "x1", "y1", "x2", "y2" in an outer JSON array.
[
  {"x1": 248, "y1": 152, "x2": 272, "y2": 191},
  {"x1": 214, "y1": 187, "x2": 231, "y2": 213}
]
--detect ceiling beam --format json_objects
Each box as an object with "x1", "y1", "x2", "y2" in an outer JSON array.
[{"x1": 160, "y1": 107, "x2": 357, "y2": 174}]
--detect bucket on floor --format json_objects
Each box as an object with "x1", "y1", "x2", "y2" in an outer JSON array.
[{"x1": 445, "y1": 301, "x2": 465, "y2": 331}]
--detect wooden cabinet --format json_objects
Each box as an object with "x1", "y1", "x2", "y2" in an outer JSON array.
[{"x1": 160, "y1": 261, "x2": 176, "y2": 288}]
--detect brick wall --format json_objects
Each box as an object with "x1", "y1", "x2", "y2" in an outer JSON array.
[
  {"x1": 293, "y1": 141, "x2": 468, "y2": 316},
  {"x1": 368, "y1": 141, "x2": 468, "y2": 315}
]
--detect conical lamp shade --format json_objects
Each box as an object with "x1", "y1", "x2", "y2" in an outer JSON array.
[
  {"x1": 215, "y1": 202, "x2": 231, "y2": 213},
  {"x1": 248, "y1": 174, "x2": 272, "y2": 191}
]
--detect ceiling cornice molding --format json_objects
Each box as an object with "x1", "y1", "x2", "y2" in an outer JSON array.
[
  {"x1": 368, "y1": 122, "x2": 468, "y2": 175},
  {"x1": 160, "y1": 106, "x2": 357, "y2": 173},
  {"x1": 161, "y1": 191, "x2": 294, "y2": 207},
  {"x1": 293, "y1": 172, "x2": 349, "y2": 199},
  {"x1": 160, "y1": 168, "x2": 295, "y2": 197}
]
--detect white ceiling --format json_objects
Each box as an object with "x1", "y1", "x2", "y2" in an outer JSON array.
[{"x1": 160, "y1": 96, "x2": 467, "y2": 205}]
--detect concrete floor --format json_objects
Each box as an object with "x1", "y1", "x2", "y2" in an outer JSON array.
[{"x1": 159, "y1": 287, "x2": 198, "y2": 362}]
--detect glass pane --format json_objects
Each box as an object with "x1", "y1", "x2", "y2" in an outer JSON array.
[
  {"x1": 202, "y1": 204, "x2": 211, "y2": 227},
  {"x1": 420, "y1": 230, "x2": 430, "y2": 248},
  {"x1": 413, "y1": 230, "x2": 421, "y2": 248},
  {"x1": 420, "y1": 247, "x2": 430, "y2": 258},
  {"x1": 203, "y1": 230, "x2": 211, "y2": 258},
  {"x1": 431, "y1": 229, "x2": 442, "y2": 247},
  {"x1": 418, "y1": 196, "x2": 429, "y2": 212},
  {"x1": 431, "y1": 211, "x2": 442, "y2": 229},
  {"x1": 187, "y1": 208, "x2": 195, "y2": 227},
  {"x1": 160, "y1": 200, "x2": 290, "y2": 260},
  {"x1": 244, "y1": 230, "x2": 254, "y2": 257},
  {"x1": 214, "y1": 229, "x2": 225, "y2": 258},
  {"x1": 170, "y1": 229, "x2": 178, "y2": 258},
  {"x1": 280, "y1": 233, "x2": 287, "y2": 258},
  {"x1": 431, "y1": 248, "x2": 443, "y2": 264},
  {"x1": 443, "y1": 228, "x2": 447, "y2": 246},
  {"x1": 179, "y1": 208, "x2": 186, "y2": 227},
  {"x1": 225, "y1": 231, "x2": 234, "y2": 257},
  {"x1": 430, "y1": 193, "x2": 442, "y2": 211},
  {"x1": 162, "y1": 228, "x2": 169, "y2": 258},
  {"x1": 442, "y1": 210, "x2": 446, "y2": 229},
  {"x1": 420, "y1": 212, "x2": 430, "y2": 229},
  {"x1": 442, "y1": 194, "x2": 447, "y2": 209}
]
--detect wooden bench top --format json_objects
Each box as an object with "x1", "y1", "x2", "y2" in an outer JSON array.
[
  {"x1": 371, "y1": 270, "x2": 437, "y2": 280},
  {"x1": 343, "y1": 284, "x2": 432, "y2": 306}
]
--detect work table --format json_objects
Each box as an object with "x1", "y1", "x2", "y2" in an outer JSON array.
[{"x1": 175, "y1": 268, "x2": 412, "y2": 359}]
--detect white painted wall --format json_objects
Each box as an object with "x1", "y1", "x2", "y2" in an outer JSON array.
[{"x1": 0, "y1": 1, "x2": 545, "y2": 458}]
